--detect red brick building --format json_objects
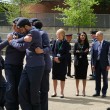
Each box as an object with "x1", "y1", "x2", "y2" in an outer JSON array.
[
  {"x1": 28, "y1": 0, "x2": 64, "y2": 13},
  {"x1": 29, "y1": 0, "x2": 110, "y2": 14}
]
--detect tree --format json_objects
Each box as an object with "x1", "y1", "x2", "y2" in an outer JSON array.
[
  {"x1": 54, "y1": 0, "x2": 99, "y2": 32},
  {"x1": 10, "y1": 0, "x2": 40, "y2": 16},
  {"x1": 0, "y1": 2, "x2": 5, "y2": 12},
  {"x1": 0, "y1": 0, "x2": 40, "y2": 23}
]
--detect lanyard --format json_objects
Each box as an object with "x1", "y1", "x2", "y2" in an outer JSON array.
[
  {"x1": 58, "y1": 42, "x2": 63, "y2": 51},
  {"x1": 78, "y1": 43, "x2": 83, "y2": 50}
]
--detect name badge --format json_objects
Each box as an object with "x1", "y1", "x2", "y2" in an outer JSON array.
[
  {"x1": 79, "y1": 56, "x2": 82, "y2": 58},
  {"x1": 57, "y1": 54, "x2": 60, "y2": 57}
]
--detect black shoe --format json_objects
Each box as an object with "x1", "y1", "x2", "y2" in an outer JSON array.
[
  {"x1": 76, "y1": 91, "x2": 79, "y2": 96},
  {"x1": 0, "y1": 107, "x2": 4, "y2": 110},
  {"x1": 65, "y1": 77, "x2": 67, "y2": 79},
  {"x1": 93, "y1": 93, "x2": 100, "y2": 97},
  {"x1": 67, "y1": 75, "x2": 73, "y2": 78},
  {"x1": 89, "y1": 74, "x2": 93, "y2": 76},
  {"x1": 60, "y1": 95, "x2": 64, "y2": 98},
  {"x1": 89, "y1": 77, "x2": 95, "y2": 80},
  {"x1": 102, "y1": 94, "x2": 106, "y2": 98},
  {"x1": 51, "y1": 94, "x2": 57, "y2": 97},
  {"x1": 107, "y1": 107, "x2": 110, "y2": 110},
  {"x1": 70, "y1": 75, "x2": 73, "y2": 78}
]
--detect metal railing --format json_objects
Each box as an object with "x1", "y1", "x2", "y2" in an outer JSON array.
[{"x1": 0, "y1": 13, "x2": 110, "y2": 28}]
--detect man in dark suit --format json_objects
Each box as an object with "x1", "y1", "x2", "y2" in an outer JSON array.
[
  {"x1": 65, "y1": 34, "x2": 73, "y2": 78},
  {"x1": 91, "y1": 31, "x2": 110, "y2": 98}
]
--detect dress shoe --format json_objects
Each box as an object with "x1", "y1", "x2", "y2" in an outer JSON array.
[
  {"x1": 107, "y1": 107, "x2": 110, "y2": 110},
  {"x1": 0, "y1": 107, "x2": 4, "y2": 110},
  {"x1": 89, "y1": 77, "x2": 95, "y2": 80},
  {"x1": 76, "y1": 91, "x2": 79, "y2": 96},
  {"x1": 93, "y1": 93, "x2": 100, "y2": 97},
  {"x1": 65, "y1": 76, "x2": 67, "y2": 79},
  {"x1": 67, "y1": 75, "x2": 73, "y2": 78},
  {"x1": 69, "y1": 76, "x2": 73, "y2": 78},
  {"x1": 82, "y1": 91, "x2": 86, "y2": 97},
  {"x1": 60, "y1": 95, "x2": 64, "y2": 98},
  {"x1": 102, "y1": 94, "x2": 106, "y2": 98},
  {"x1": 51, "y1": 94, "x2": 57, "y2": 97}
]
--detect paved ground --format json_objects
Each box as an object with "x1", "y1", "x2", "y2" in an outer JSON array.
[
  {"x1": 2, "y1": 61, "x2": 110, "y2": 110},
  {"x1": 48, "y1": 61, "x2": 110, "y2": 110}
]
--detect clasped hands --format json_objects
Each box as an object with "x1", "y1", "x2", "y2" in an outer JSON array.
[
  {"x1": 53, "y1": 57, "x2": 60, "y2": 63},
  {"x1": 76, "y1": 48, "x2": 89, "y2": 53}
]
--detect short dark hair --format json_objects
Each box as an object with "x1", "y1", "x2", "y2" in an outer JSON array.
[
  {"x1": 34, "y1": 21, "x2": 43, "y2": 29},
  {"x1": 29, "y1": 18, "x2": 40, "y2": 25},
  {"x1": 13, "y1": 17, "x2": 22, "y2": 24},
  {"x1": 90, "y1": 31, "x2": 97, "y2": 34},
  {"x1": 17, "y1": 18, "x2": 31, "y2": 28}
]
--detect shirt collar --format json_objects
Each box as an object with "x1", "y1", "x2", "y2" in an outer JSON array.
[{"x1": 98, "y1": 40, "x2": 104, "y2": 44}]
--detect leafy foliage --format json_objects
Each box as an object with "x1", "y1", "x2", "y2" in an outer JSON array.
[
  {"x1": 0, "y1": 0, "x2": 40, "y2": 24},
  {"x1": 10, "y1": 0, "x2": 40, "y2": 4},
  {"x1": 54, "y1": 0, "x2": 99, "y2": 29},
  {"x1": 0, "y1": 3, "x2": 5, "y2": 12}
]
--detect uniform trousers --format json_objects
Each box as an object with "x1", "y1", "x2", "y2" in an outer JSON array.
[
  {"x1": 40, "y1": 69, "x2": 50, "y2": 110},
  {"x1": 67, "y1": 60, "x2": 71, "y2": 76},
  {"x1": 4, "y1": 64, "x2": 23, "y2": 110},
  {"x1": 0, "y1": 68, "x2": 6, "y2": 109},
  {"x1": 18, "y1": 66, "x2": 44, "y2": 110}
]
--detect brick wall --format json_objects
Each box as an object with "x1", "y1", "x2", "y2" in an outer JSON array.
[{"x1": 28, "y1": 1, "x2": 65, "y2": 13}]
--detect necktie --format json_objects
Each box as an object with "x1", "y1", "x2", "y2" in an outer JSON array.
[{"x1": 97, "y1": 42, "x2": 101, "y2": 60}]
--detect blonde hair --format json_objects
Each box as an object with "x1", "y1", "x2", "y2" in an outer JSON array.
[{"x1": 56, "y1": 28, "x2": 65, "y2": 38}]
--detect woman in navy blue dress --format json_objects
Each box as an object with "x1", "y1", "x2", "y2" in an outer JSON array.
[{"x1": 51, "y1": 29, "x2": 69, "y2": 98}]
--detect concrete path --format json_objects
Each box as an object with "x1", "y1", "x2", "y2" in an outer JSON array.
[
  {"x1": 2, "y1": 61, "x2": 110, "y2": 110},
  {"x1": 49, "y1": 62, "x2": 110, "y2": 110}
]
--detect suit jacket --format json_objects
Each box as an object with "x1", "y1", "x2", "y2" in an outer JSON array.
[
  {"x1": 91, "y1": 40, "x2": 110, "y2": 69},
  {"x1": 52, "y1": 39, "x2": 70, "y2": 76},
  {"x1": 52, "y1": 39, "x2": 70, "y2": 62},
  {"x1": 73, "y1": 42, "x2": 89, "y2": 66}
]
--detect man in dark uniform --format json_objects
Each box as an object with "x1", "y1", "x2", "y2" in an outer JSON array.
[
  {"x1": 50, "y1": 37, "x2": 55, "y2": 48},
  {"x1": 4, "y1": 17, "x2": 26, "y2": 110},
  {"x1": 89, "y1": 30, "x2": 97, "y2": 80},
  {"x1": 29, "y1": 18, "x2": 52, "y2": 110},
  {"x1": 8, "y1": 18, "x2": 45, "y2": 110},
  {"x1": 0, "y1": 18, "x2": 31, "y2": 110},
  {"x1": 0, "y1": 38, "x2": 8, "y2": 110},
  {"x1": 65, "y1": 34, "x2": 73, "y2": 78}
]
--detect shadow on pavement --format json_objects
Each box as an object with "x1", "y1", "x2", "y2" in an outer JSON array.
[{"x1": 49, "y1": 96, "x2": 110, "y2": 105}]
